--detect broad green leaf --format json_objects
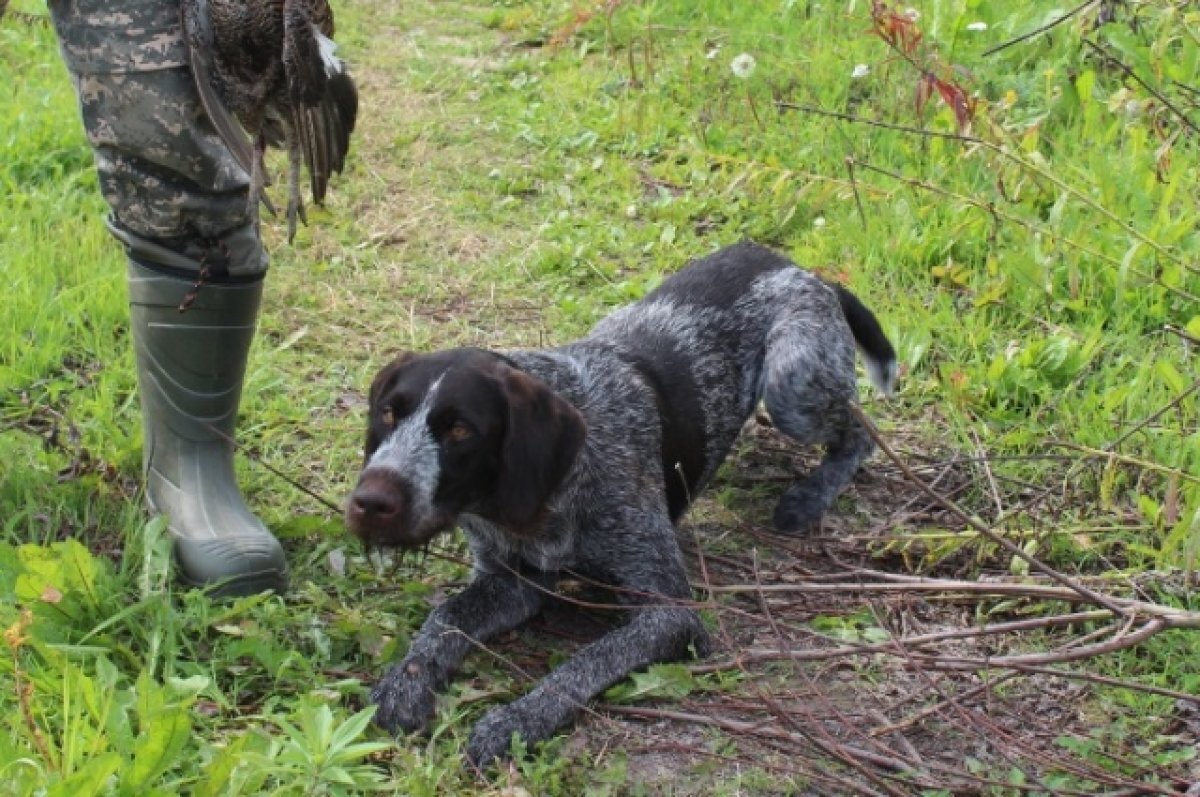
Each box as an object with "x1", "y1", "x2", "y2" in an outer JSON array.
[
  {"x1": 134, "y1": 670, "x2": 166, "y2": 727},
  {"x1": 1136, "y1": 494, "x2": 1161, "y2": 526},
  {"x1": 1156, "y1": 359, "x2": 1185, "y2": 394},
  {"x1": 0, "y1": 542, "x2": 22, "y2": 594},
  {"x1": 15, "y1": 545, "x2": 65, "y2": 604},
  {"x1": 166, "y1": 674, "x2": 210, "y2": 703},
  {"x1": 1158, "y1": 504, "x2": 1200, "y2": 569},
  {"x1": 58, "y1": 539, "x2": 100, "y2": 611},
  {"x1": 1103, "y1": 27, "x2": 1154, "y2": 78},
  {"x1": 861, "y1": 626, "x2": 891, "y2": 643},
  {"x1": 1074, "y1": 69, "x2": 1095, "y2": 104},
  {"x1": 603, "y1": 663, "x2": 696, "y2": 704},
  {"x1": 46, "y1": 752, "x2": 121, "y2": 797},
  {"x1": 331, "y1": 741, "x2": 394, "y2": 763},
  {"x1": 124, "y1": 707, "x2": 191, "y2": 790},
  {"x1": 328, "y1": 706, "x2": 380, "y2": 753},
  {"x1": 195, "y1": 732, "x2": 254, "y2": 797}
]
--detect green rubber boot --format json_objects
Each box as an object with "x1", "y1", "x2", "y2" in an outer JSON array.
[{"x1": 128, "y1": 261, "x2": 288, "y2": 597}]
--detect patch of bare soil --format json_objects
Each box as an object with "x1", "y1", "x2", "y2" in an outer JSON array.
[{"x1": 482, "y1": 420, "x2": 1199, "y2": 795}]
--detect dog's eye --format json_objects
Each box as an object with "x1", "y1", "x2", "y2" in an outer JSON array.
[
  {"x1": 446, "y1": 420, "x2": 473, "y2": 443},
  {"x1": 380, "y1": 406, "x2": 396, "y2": 428}
]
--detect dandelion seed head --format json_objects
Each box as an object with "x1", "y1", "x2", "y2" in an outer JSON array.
[{"x1": 730, "y1": 53, "x2": 757, "y2": 79}]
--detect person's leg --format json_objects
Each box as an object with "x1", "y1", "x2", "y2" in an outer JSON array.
[{"x1": 49, "y1": 0, "x2": 287, "y2": 596}]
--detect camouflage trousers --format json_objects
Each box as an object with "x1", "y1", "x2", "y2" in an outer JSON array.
[{"x1": 48, "y1": 0, "x2": 267, "y2": 277}]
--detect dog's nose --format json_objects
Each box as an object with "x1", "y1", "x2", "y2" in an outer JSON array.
[
  {"x1": 345, "y1": 470, "x2": 412, "y2": 541},
  {"x1": 350, "y1": 488, "x2": 398, "y2": 520}
]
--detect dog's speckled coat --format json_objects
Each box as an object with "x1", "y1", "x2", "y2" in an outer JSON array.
[{"x1": 346, "y1": 242, "x2": 896, "y2": 765}]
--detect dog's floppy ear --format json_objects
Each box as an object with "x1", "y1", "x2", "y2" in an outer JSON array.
[
  {"x1": 363, "y1": 351, "x2": 417, "y2": 462},
  {"x1": 493, "y1": 366, "x2": 586, "y2": 532},
  {"x1": 367, "y1": 351, "x2": 416, "y2": 408}
]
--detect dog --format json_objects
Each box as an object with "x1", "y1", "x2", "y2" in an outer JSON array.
[{"x1": 345, "y1": 241, "x2": 896, "y2": 765}]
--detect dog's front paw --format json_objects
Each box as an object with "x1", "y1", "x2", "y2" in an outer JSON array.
[
  {"x1": 466, "y1": 703, "x2": 541, "y2": 768},
  {"x1": 370, "y1": 660, "x2": 438, "y2": 735}
]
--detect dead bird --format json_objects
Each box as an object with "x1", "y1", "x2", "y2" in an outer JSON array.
[{"x1": 181, "y1": 0, "x2": 359, "y2": 242}]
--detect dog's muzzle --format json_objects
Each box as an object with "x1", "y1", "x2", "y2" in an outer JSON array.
[{"x1": 345, "y1": 469, "x2": 437, "y2": 548}]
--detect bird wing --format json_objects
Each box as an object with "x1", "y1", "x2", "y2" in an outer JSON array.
[
  {"x1": 282, "y1": 0, "x2": 358, "y2": 205},
  {"x1": 180, "y1": 0, "x2": 256, "y2": 177}
]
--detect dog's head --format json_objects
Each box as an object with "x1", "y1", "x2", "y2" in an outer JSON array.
[{"x1": 345, "y1": 348, "x2": 587, "y2": 549}]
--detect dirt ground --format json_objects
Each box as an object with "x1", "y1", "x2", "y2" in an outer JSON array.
[{"x1": 448, "y1": 420, "x2": 1200, "y2": 795}]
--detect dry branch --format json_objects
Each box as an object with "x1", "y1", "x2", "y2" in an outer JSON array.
[
  {"x1": 1083, "y1": 38, "x2": 1200, "y2": 136},
  {"x1": 1051, "y1": 441, "x2": 1200, "y2": 486},
  {"x1": 851, "y1": 406, "x2": 1132, "y2": 614},
  {"x1": 981, "y1": 0, "x2": 1100, "y2": 57}
]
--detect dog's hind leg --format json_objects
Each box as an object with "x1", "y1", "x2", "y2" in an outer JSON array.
[
  {"x1": 759, "y1": 314, "x2": 874, "y2": 533},
  {"x1": 770, "y1": 404, "x2": 873, "y2": 533}
]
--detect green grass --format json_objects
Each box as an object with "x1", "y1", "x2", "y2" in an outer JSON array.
[{"x1": 2, "y1": 0, "x2": 1199, "y2": 793}]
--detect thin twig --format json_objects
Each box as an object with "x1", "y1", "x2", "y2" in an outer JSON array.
[
  {"x1": 777, "y1": 101, "x2": 981, "y2": 143},
  {"x1": 708, "y1": 578, "x2": 1103, "y2": 601},
  {"x1": 1163, "y1": 324, "x2": 1200, "y2": 347},
  {"x1": 849, "y1": 404, "x2": 1131, "y2": 616},
  {"x1": 692, "y1": 609, "x2": 1118, "y2": 673},
  {"x1": 870, "y1": 672, "x2": 1019, "y2": 736},
  {"x1": 1083, "y1": 39, "x2": 1200, "y2": 136},
  {"x1": 980, "y1": 662, "x2": 1200, "y2": 706},
  {"x1": 970, "y1": 429, "x2": 1005, "y2": 518},
  {"x1": 448, "y1": 630, "x2": 838, "y2": 787},
  {"x1": 600, "y1": 703, "x2": 1103, "y2": 795},
  {"x1": 710, "y1": 570, "x2": 1200, "y2": 622},
  {"x1": 908, "y1": 618, "x2": 1166, "y2": 668},
  {"x1": 1104, "y1": 376, "x2": 1200, "y2": 451},
  {"x1": 748, "y1": 552, "x2": 910, "y2": 797},
  {"x1": 845, "y1": 156, "x2": 868, "y2": 229},
  {"x1": 1049, "y1": 442, "x2": 1200, "y2": 486},
  {"x1": 204, "y1": 423, "x2": 345, "y2": 515},
  {"x1": 871, "y1": 606, "x2": 1075, "y2": 794},
  {"x1": 982, "y1": 0, "x2": 1099, "y2": 57}
]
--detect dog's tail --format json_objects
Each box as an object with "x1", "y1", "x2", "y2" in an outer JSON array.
[{"x1": 831, "y1": 284, "x2": 897, "y2": 397}]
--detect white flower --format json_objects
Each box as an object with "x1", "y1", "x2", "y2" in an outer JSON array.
[
  {"x1": 966, "y1": 21, "x2": 988, "y2": 31},
  {"x1": 903, "y1": 7, "x2": 919, "y2": 20},
  {"x1": 813, "y1": 216, "x2": 827, "y2": 229},
  {"x1": 851, "y1": 63, "x2": 870, "y2": 79},
  {"x1": 730, "y1": 53, "x2": 757, "y2": 79}
]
